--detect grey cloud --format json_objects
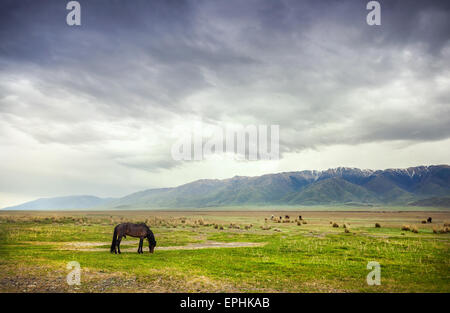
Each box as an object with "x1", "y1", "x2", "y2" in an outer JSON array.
[{"x1": 0, "y1": 0, "x2": 449, "y2": 172}]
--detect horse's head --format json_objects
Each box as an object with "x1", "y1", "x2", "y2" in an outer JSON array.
[{"x1": 147, "y1": 231, "x2": 157, "y2": 253}]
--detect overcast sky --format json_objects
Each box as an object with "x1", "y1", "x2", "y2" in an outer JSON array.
[{"x1": 0, "y1": 0, "x2": 449, "y2": 207}]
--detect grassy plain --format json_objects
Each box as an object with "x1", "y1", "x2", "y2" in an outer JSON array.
[{"x1": 0, "y1": 210, "x2": 449, "y2": 292}]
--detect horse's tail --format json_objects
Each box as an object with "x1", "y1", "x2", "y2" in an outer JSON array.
[{"x1": 110, "y1": 226, "x2": 118, "y2": 253}]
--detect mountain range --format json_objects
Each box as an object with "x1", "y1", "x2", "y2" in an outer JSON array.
[
  {"x1": 2, "y1": 195, "x2": 114, "y2": 211},
  {"x1": 3, "y1": 165, "x2": 450, "y2": 210}
]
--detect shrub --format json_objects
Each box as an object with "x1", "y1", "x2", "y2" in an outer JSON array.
[
  {"x1": 411, "y1": 226, "x2": 418, "y2": 233},
  {"x1": 401, "y1": 225, "x2": 410, "y2": 231},
  {"x1": 332, "y1": 223, "x2": 339, "y2": 228},
  {"x1": 302, "y1": 221, "x2": 307, "y2": 224},
  {"x1": 421, "y1": 220, "x2": 427, "y2": 224},
  {"x1": 435, "y1": 226, "x2": 449, "y2": 234},
  {"x1": 375, "y1": 223, "x2": 381, "y2": 228},
  {"x1": 344, "y1": 228, "x2": 350, "y2": 233},
  {"x1": 297, "y1": 221, "x2": 301, "y2": 226}
]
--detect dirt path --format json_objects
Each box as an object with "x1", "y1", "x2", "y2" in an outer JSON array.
[{"x1": 61, "y1": 241, "x2": 265, "y2": 252}]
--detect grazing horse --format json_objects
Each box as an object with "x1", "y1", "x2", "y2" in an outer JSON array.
[{"x1": 110, "y1": 223, "x2": 156, "y2": 254}]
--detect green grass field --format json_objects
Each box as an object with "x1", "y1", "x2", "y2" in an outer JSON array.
[{"x1": 0, "y1": 210, "x2": 449, "y2": 292}]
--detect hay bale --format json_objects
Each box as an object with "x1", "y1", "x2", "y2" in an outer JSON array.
[{"x1": 437, "y1": 226, "x2": 449, "y2": 234}]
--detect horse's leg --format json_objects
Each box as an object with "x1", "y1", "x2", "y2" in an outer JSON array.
[
  {"x1": 114, "y1": 231, "x2": 120, "y2": 254},
  {"x1": 138, "y1": 238, "x2": 143, "y2": 254},
  {"x1": 117, "y1": 234, "x2": 123, "y2": 254}
]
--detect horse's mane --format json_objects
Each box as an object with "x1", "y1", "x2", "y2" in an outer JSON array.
[
  {"x1": 144, "y1": 224, "x2": 156, "y2": 244},
  {"x1": 135, "y1": 222, "x2": 149, "y2": 230},
  {"x1": 139, "y1": 223, "x2": 154, "y2": 236}
]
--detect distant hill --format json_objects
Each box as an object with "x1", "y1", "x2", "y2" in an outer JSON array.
[
  {"x1": 408, "y1": 197, "x2": 450, "y2": 208},
  {"x1": 2, "y1": 195, "x2": 114, "y2": 210},
  {"x1": 107, "y1": 165, "x2": 450, "y2": 209},
  {"x1": 282, "y1": 177, "x2": 380, "y2": 205},
  {"x1": 3, "y1": 165, "x2": 450, "y2": 210}
]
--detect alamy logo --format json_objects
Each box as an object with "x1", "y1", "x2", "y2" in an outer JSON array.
[
  {"x1": 66, "y1": 1, "x2": 81, "y2": 26},
  {"x1": 66, "y1": 261, "x2": 81, "y2": 286},
  {"x1": 171, "y1": 124, "x2": 279, "y2": 161},
  {"x1": 366, "y1": 261, "x2": 381, "y2": 285},
  {"x1": 366, "y1": 1, "x2": 381, "y2": 26}
]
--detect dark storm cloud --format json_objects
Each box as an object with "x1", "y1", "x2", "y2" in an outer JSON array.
[{"x1": 0, "y1": 0, "x2": 449, "y2": 170}]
